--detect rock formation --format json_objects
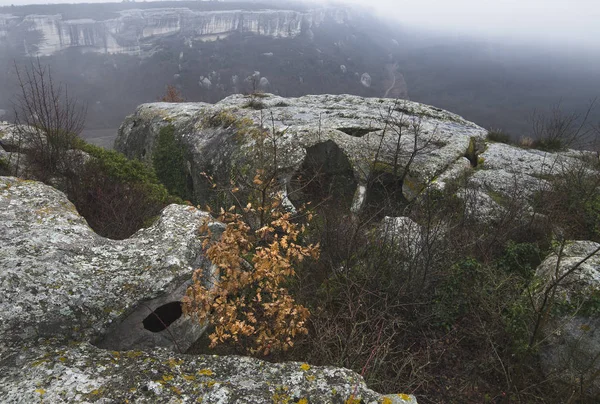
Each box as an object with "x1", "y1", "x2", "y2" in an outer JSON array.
[
  {"x1": 115, "y1": 93, "x2": 488, "y2": 212},
  {"x1": 0, "y1": 7, "x2": 350, "y2": 56},
  {"x1": 0, "y1": 176, "x2": 416, "y2": 403},
  {"x1": 535, "y1": 241, "x2": 600, "y2": 393},
  {"x1": 3, "y1": 91, "x2": 600, "y2": 401}
]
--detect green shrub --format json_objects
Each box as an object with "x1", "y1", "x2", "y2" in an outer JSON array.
[
  {"x1": 0, "y1": 156, "x2": 9, "y2": 175},
  {"x1": 538, "y1": 162, "x2": 600, "y2": 241},
  {"x1": 202, "y1": 110, "x2": 239, "y2": 128},
  {"x1": 496, "y1": 241, "x2": 542, "y2": 280},
  {"x1": 486, "y1": 129, "x2": 512, "y2": 144},
  {"x1": 244, "y1": 98, "x2": 266, "y2": 110},
  {"x1": 70, "y1": 141, "x2": 179, "y2": 239},
  {"x1": 531, "y1": 137, "x2": 564, "y2": 151},
  {"x1": 152, "y1": 125, "x2": 193, "y2": 201}
]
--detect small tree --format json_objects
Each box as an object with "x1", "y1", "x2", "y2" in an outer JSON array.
[
  {"x1": 183, "y1": 201, "x2": 318, "y2": 355},
  {"x1": 12, "y1": 59, "x2": 86, "y2": 180},
  {"x1": 159, "y1": 85, "x2": 185, "y2": 103}
]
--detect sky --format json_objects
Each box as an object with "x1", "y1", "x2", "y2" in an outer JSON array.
[
  {"x1": 0, "y1": 0, "x2": 598, "y2": 50},
  {"x1": 332, "y1": 0, "x2": 600, "y2": 50}
]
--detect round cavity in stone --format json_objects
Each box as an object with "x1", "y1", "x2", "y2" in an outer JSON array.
[{"x1": 142, "y1": 301, "x2": 183, "y2": 332}]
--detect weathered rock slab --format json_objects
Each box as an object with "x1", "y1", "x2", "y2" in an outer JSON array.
[
  {"x1": 0, "y1": 176, "x2": 213, "y2": 354},
  {"x1": 115, "y1": 94, "x2": 487, "y2": 209},
  {"x1": 535, "y1": 241, "x2": 600, "y2": 393},
  {"x1": 0, "y1": 177, "x2": 417, "y2": 403}
]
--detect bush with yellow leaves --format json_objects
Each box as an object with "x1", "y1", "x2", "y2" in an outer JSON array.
[{"x1": 183, "y1": 199, "x2": 319, "y2": 355}]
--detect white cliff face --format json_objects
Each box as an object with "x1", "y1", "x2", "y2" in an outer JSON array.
[{"x1": 0, "y1": 7, "x2": 350, "y2": 56}]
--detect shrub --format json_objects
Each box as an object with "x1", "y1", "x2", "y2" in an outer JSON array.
[
  {"x1": 152, "y1": 125, "x2": 193, "y2": 201},
  {"x1": 69, "y1": 142, "x2": 178, "y2": 239},
  {"x1": 184, "y1": 107, "x2": 319, "y2": 355},
  {"x1": 519, "y1": 136, "x2": 535, "y2": 148},
  {"x1": 13, "y1": 59, "x2": 86, "y2": 180},
  {"x1": 0, "y1": 156, "x2": 9, "y2": 175},
  {"x1": 486, "y1": 129, "x2": 512, "y2": 144},
  {"x1": 537, "y1": 160, "x2": 600, "y2": 241},
  {"x1": 183, "y1": 193, "x2": 318, "y2": 355},
  {"x1": 244, "y1": 98, "x2": 266, "y2": 110},
  {"x1": 159, "y1": 85, "x2": 185, "y2": 102},
  {"x1": 202, "y1": 110, "x2": 240, "y2": 128},
  {"x1": 529, "y1": 101, "x2": 596, "y2": 151}
]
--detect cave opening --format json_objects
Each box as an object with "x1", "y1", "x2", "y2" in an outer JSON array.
[{"x1": 142, "y1": 301, "x2": 183, "y2": 333}]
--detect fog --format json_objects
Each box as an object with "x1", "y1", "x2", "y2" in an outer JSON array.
[
  {"x1": 0, "y1": 0, "x2": 598, "y2": 145},
  {"x1": 1, "y1": 0, "x2": 598, "y2": 51},
  {"x1": 324, "y1": 0, "x2": 600, "y2": 51}
]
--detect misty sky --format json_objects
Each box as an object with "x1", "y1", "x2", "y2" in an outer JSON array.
[
  {"x1": 337, "y1": 0, "x2": 600, "y2": 50},
  {"x1": 0, "y1": 0, "x2": 598, "y2": 50}
]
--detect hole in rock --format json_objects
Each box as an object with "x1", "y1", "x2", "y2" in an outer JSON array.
[
  {"x1": 363, "y1": 171, "x2": 408, "y2": 218},
  {"x1": 336, "y1": 127, "x2": 380, "y2": 138},
  {"x1": 289, "y1": 140, "x2": 357, "y2": 211},
  {"x1": 142, "y1": 301, "x2": 183, "y2": 332}
]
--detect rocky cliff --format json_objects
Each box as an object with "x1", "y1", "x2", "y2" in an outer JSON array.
[{"x1": 0, "y1": 7, "x2": 349, "y2": 56}]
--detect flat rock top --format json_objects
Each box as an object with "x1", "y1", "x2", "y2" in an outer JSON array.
[{"x1": 138, "y1": 93, "x2": 484, "y2": 136}]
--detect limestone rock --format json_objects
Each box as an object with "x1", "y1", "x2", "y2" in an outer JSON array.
[
  {"x1": 469, "y1": 168, "x2": 550, "y2": 201},
  {"x1": 361, "y1": 72, "x2": 372, "y2": 87},
  {"x1": 535, "y1": 241, "x2": 600, "y2": 393},
  {"x1": 0, "y1": 7, "x2": 351, "y2": 56},
  {"x1": 0, "y1": 176, "x2": 215, "y2": 353},
  {"x1": 471, "y1": 141, "x2": 592, "y2": 214},
  {"x1": 0, "y1": 121, "x2": 27, "y2": 151},
  {"x1": 0, "y1": 176, "x2": 417, "y2": 403},
  {"x1": 115, "y1": 94, "x2": 487, "y2": 211},
  {"x1": 0, "y1": 342, "x2": 415, "y2": 404},
  {"x1": 432, "y1": 156, "x2": 471, "y2": 190},
  {"x1": 480, "y1": 142, "x2": 583, "y2": 176},
  {"x1": 380, "y1": 216, "x2": 424, "y2": 258},
  {"x1": 199, "y1": 76, "x2": 212, "y2": 89},
  {"x1": 258, "y1": 77, "x2": 271, "y2": 91}
]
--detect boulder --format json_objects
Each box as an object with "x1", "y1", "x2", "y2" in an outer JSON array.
[
  {"x1": 258, "y1": 76, "x2": 271, "y2": 91},
  {"x1": 115, "y1": 94, "x2": 487, "y2": 212},
  {"x1": 535, "y1": 241, "x2": 600, "y2": 394},
  {"x1": 0, "y1": 176, "x2": 417, "y2": 403},
  {"x1": 360, "y1": 72, "x2": 372, "y2": 87},
  {"x1": 0, "y1": 341, "x2": 416, "y2": 403},
  {"x1": 199, "y1": 76, "x2": 212, "y2": 89},
  {"x1": 480, "y1": 142, "x2": 583, "y2": 177},
  {"x1": 0, "y1": 176, "x2": 216, "y2": 353},
  {"x1": 379, "y1": 216, "x2": 425, "y2": 259},
  {"x1": 472, "y1": 141, "x2": 594, "y2": 214}
]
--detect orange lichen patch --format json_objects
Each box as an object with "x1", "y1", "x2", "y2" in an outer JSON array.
[{"x1": 300, "y1": 363, "x2": 311, "y2": 371}]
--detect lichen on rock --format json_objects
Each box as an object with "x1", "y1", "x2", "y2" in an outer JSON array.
[{"x1": 0, "y1": 176, "x2": 417, "y2": 403}]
